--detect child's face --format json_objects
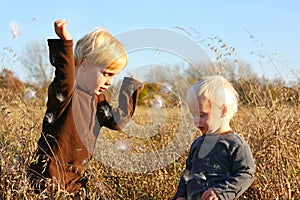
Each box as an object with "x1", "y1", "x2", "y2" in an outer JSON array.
[
  {"x1": 188, "y1": 97, "x2": 223, "y2": 134},
  {"x1": 188, "y1": 97, "x2": 213, "y2": 134},
  {"x1": 77, "y1": 64, "x2": 122, "y2": 95}
]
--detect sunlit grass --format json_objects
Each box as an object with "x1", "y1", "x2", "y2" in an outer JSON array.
[
  {"x1": 1, "y1": 33, "x2": 299, "y2": 199},
  {"x1": 0, "y1": 85, "x2": 299, "y2": 199}
]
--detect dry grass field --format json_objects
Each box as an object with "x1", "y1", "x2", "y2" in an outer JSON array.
[{"x1": 0, "y1": 84, "x2": 299, "y2": 199}]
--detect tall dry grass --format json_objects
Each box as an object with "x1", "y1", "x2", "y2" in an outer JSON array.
[
  {"x1": 1, "y1": 34, "x2": 300, "y2": 199},
  {"x1": 0, "y1": 85, "x2": 299, "y2": 199}
]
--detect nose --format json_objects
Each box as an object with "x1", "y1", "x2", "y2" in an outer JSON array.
[
  {"x1": 193, "y1": 115, "x2": 200, "y2": 126},
  {"x1": 105, "y1": 77, "x2": 113, "y2": 86},
  {"x1": 193, "y1": 115, "x2": 200, "y2": 123}
]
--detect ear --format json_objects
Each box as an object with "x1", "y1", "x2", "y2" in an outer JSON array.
[
  {"x1": 79, "y1": 59, "x2": 87, "y2": 71},
  {"x1": 221, "y1": 105, "x2": 227, "y2": 118}
]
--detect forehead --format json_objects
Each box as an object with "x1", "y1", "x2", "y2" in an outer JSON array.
[
  {"x1": 104, "y1": 67, "x2": 122, "y2": 74},
  {"x1": 92, "y1": 64, "x2": 121, "y2": 74}
]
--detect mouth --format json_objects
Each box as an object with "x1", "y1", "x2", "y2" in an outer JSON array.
[
  {"x1": 198, "y1": 126, "x2": 206, "y2": 133},
  {"x1": 95, "y1": 87, "x2": 107, "y2": 95},
  {"x1": 99, "y1": 87, "x2": 107, "y2": 92}
]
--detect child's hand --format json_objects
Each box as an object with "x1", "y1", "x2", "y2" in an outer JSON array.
[
  {"x1": 54, "y1": 19, "x2": 72, "y2": 40},
  {"x1": 200, "y1": 188, "x2": 219, "y2": 200}
]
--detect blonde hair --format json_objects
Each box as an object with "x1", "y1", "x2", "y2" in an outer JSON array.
[
  {"x1": 186, "y1": 75, "x2": 238, "y2": 120},
  {"x1": 74, "y1": 27, "x2": 128, "y2": 70}
]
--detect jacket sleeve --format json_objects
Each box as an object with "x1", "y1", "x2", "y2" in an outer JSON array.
[
  {"x1": 42, "y1": 39, "x2": 75, "y2": 130},
  {"x1": 96, "y1": 77, "x2": 142, "y2": 130},
  {"x1": 213, "y1": 142, "x2": 255, "y2": 200},
  {"x1": 35, "y1": 39, "x2": 74, "y2": 152}
]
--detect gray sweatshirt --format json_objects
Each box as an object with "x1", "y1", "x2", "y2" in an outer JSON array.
[{"x1": 173, "y1": 132, "x2": 255, "y2": 200}]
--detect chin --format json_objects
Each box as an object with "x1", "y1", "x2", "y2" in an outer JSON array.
[{"x1": 95, "y1": 91, "x2": 101, "y2": 95}]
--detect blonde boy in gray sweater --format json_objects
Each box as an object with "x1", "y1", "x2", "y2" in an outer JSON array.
[{"x1": 173, "y1": 75, "x2": 255, "y2": 200}]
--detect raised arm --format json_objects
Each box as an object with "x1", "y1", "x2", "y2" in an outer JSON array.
[
  {"x1": 44, "y1": 19, "x2": 75, "y2": 121},
  {"x1": 96, "y1": 77, "x2": 143, "y2": 130}
]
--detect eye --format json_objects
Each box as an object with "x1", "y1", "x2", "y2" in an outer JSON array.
[
  {"x1": 103, "y1": 72, "x2": 114, "y2": 77},
  {"x1": 199, "y1": 113, "x2": 207, "y2": 118}
]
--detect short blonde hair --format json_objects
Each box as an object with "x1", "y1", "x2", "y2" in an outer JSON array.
[
  {"x1": 74, "y1": 27, "x2": 128, "y2": 70},
  {"x1": 186, "y1": 75, "x2": 238, "y2": 120}
]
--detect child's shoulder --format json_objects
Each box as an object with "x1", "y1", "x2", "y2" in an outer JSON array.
[
  {"x1": 222, "y1": 132, "x2": 250, "y2": 147},
  {"x1": 189, "y1": 134, "x2": 206, "y2": 149}
]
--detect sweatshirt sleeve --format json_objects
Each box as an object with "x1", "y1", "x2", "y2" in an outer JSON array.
[
  {"x1": 213, "y1": 140, "x2": 255, "y2": 200},
  {"x1": 45, "y1": 39, "x2": 75, "y2": 113},
  {"x1": 173, "y1": 174, "x2": 188, "y2": 200},
  {"x1": 173, "y1": 139, "x2": 199, "y2": 200},
  {"x1": 96, "y1": 77, "x2": 143, "y2": 130}
]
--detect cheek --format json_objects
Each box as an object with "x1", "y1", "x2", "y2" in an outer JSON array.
[
  {"x1": 85, "y1": 73, "x2": 96, "y2": 88},
  {"x1": 96, "y1": 74, "x2": 105, "y2": 84}
]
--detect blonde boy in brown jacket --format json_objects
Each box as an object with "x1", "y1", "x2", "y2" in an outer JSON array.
[{"x1": 27, "y1": 19, "x2": 142, "y2": 194}]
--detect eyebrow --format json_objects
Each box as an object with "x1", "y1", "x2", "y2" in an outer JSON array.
[{"x1": 200, "y1": 112, "x2": 207, "y2": 115}]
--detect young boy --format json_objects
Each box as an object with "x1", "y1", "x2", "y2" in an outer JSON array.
[
  {"x1": 173, "y1": 76, "x2": 255, "y2": 200},
  {"x1": 27, "y1": 20, "x2": 142, "y2": 194}
]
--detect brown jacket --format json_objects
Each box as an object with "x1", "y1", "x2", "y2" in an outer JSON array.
[{"x1": 27, "y1": 39, "x2": 142, "y2": 193}]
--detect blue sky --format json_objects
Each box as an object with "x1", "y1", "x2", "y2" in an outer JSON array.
[{"x1": 1, "y1": 0, "x2": 300, "y2": 83}]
